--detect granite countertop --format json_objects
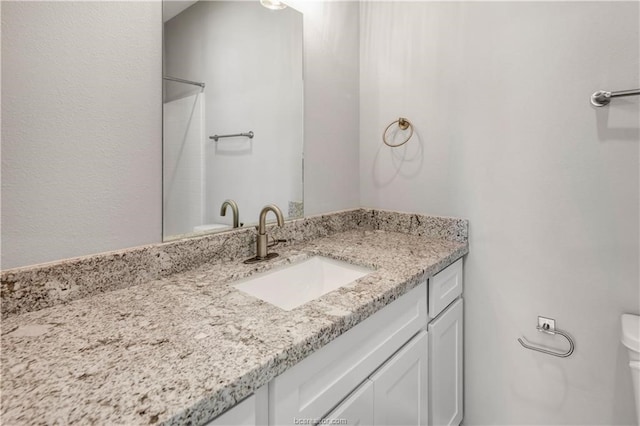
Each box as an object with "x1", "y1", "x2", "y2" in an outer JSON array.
[{"x1": 1, "y1": 229, "x2": 468, "y2": 425}]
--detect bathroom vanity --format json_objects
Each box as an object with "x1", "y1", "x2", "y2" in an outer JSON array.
[
  {"x1": 209, "y1": 259, "x2": 462, "y2": 426},
  {"x1": 1, "y1": 209, "x2": 468, "y2": 426}
]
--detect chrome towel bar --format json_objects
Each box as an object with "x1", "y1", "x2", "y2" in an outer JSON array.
[
  {"x1": 210, "y1": 131, "x2": 254, "y2": 142},
  {"x1": 163, "y1": 76, "x2": 205, "y2": 89},
  {"x1": 590, "y1": 88, "x2": 640, "y2": 107},
  {"x1": 518, "y1": 316, "x2": 575, "y2": 358}
]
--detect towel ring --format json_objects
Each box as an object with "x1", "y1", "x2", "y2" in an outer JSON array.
[{"x1": 383, "y1": 117, "x2": 414, "y2": 147}]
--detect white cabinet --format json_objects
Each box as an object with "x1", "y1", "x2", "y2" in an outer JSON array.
[
  {"x1": 372, "y1": 330, "x2": 428, "y2": 426},
  {"x1": 269, "y1": 283, "x2": 427, "y2": 425},
  {"x1": 324, "y1": 380, "x2": 374, "y2": 426},
  {"x1": 205, "y1": 386, "x2": 268, "y2": 426},
  {"x1": 428, "y1": 258, "x2": 463, "y2": 319},
  {"x1": 324, "y1": 331, "x2": 428, "y2": 426},
  {"x1": 428, "y1": 299, "x2": 463, "y2": 426},
  {"x1": 212, "y1": 257, "x2": 464, "y2": 426}
]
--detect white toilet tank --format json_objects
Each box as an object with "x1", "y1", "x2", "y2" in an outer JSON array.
[{"x1": 621, "y1": 314, "x2": 640, "y2": 425}]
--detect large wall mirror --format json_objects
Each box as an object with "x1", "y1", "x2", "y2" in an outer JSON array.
[{"x1": 162, "y1": 0, "x2": 304, "y2": 241}]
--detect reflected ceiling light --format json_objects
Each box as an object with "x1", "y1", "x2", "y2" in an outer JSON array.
[{"x1": 260, "y1": 0, "x2": 287, "y2": 10}]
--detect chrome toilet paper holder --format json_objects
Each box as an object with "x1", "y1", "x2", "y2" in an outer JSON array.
[{"x1": 518, "y1": 316, "x2": 575, "y2": 358}]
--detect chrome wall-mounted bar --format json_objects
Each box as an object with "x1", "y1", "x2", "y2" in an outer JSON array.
[
  {"x1": 210, "y1": 131, "x2": 254, "y2": 142},
  {"x1": 590, "y1": 88, "x2": 640, "y2": 107},
  {"x1": 518, "y1": 316, "x2": 575, "y2": 358},
  {"x1": 163, "y1": 76, "x2": 205, "y2": 89}
]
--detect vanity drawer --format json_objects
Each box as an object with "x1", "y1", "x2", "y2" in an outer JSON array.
[
  {"x1": 429, "y1": 258, "x2": 463, "y2": 318},
  {"x1": 269, "y1": 282, "x2": 427, "y2": 425}
]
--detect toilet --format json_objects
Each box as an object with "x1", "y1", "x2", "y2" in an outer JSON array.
[{"x1": 622, "y1": 314, "x2": 640, "y2": 425}]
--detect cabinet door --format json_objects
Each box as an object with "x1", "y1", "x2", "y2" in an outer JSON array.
[
  {"x1": 323, "y1": 380, "x2": 374, "y2": 426},
  {"x1": 205, "y1": 386, "x2": 268, "y2": 426},
  {"x1": 269, "y1": 283, "x2": 427, "y2": 425},
  {"x1": 371, "y1": 330, "x2": 428, "y2": 426},
  {"x1": 428, "y1": 298, "x2": 463, "y2": 426}
]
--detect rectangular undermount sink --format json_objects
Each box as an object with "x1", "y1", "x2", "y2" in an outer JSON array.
[{"x1": 233, "y1": 256, "x2": 374, "y2": 311}]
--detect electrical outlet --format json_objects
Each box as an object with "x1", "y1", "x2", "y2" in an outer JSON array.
[{"x1": 538, "y1": 316, "x2": 556, "y2": 333}]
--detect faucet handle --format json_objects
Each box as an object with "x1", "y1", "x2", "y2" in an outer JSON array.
[{"x1": 268, "y1": 237, "x2": 288, "y2": 248}]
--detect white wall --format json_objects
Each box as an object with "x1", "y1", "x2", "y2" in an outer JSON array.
[
  {"x1": 1, "y1": 1, "x2": 162, "y2": 269},
  {"x1": 360, "y1": 2, "x2": 639, "y2": 424},
  {"x1": 289, "y1": 0, "x2": 361, "y2": 215}
]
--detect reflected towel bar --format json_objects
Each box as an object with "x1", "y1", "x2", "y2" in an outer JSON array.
[
  {"x1": 590, "y1": 88, "x2": 640, "y2": 107},
  {"x1": 163, "y1": 76, "x2": 205, "y2": 89},
  {"x1": 210, "y1": 131, "x2": 254, "y2": 142}
]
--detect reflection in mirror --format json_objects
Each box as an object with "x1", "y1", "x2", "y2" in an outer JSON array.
[{"x1": 162, "y1": 0, "x2": 304, "y2": 241}]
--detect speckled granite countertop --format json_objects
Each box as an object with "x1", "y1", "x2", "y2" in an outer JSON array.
[{"x1": 1, "y1": 229, "x2": 467, "y2": 425}]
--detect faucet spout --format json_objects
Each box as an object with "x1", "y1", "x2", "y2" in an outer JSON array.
[
  {"x1": 258, "y1": 204, "x2": 284, "y2": 235},
  {"x1": 220, "y1": 199, "x2": 239, "y2": 228},
  {"x1": 253, "y1": 204, "x2": 285, "y2": 260}
]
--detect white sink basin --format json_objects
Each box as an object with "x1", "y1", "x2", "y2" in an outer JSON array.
[{"x1": 233, "y1": 256, "x2": 374, "y2": 311}]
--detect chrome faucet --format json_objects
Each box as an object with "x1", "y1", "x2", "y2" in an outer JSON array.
[
  {"x1": 246, "y1": 204, "x2": 284, "y2": 263},
  {"x1": 220, "y1": 199, "x2": 239, "y2": 228}
]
